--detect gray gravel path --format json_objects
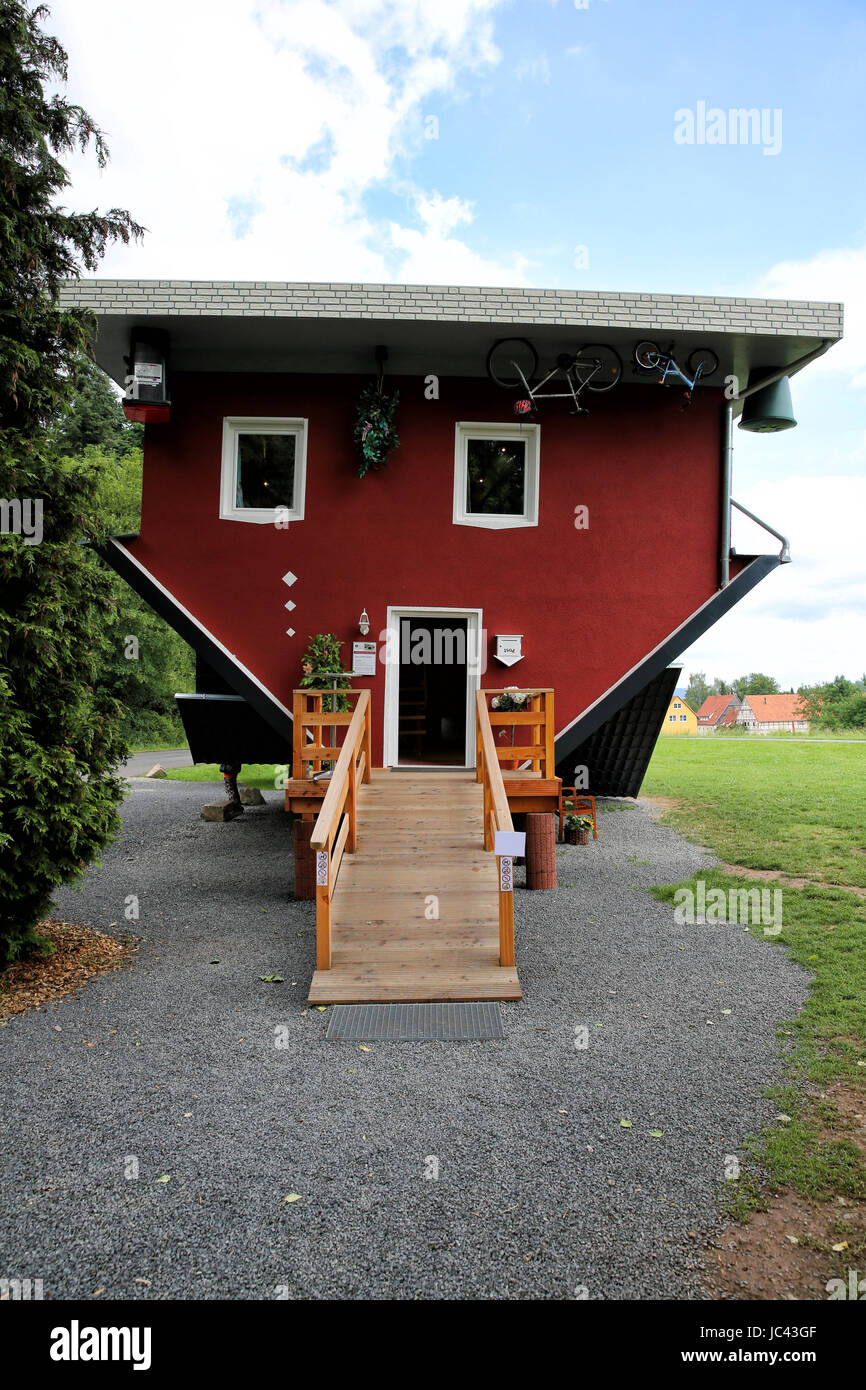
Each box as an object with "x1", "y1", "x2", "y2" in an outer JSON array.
[{"x1": 0, "y1": 782, "x2": 809, "y2": 1300}]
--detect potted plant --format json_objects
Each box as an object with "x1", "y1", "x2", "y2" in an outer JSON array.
[
  {"x1": 491, "y1": 688, "x2": 529, "y2": 771},
  {"x1": 564, "y1": 813, "x2": 594, "y2": 846},
  {"x1": 299, "y1": 634, "x2": 351, "y2": 777}
]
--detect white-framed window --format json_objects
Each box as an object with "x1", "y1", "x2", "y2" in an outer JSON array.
[
  {"x1": 669, "y1": 714, "x2": 676, "y2": 722},
  {"x1": 453, "y1": 422, "x2": 539, "y2": 530},
  {"x1": 679, "y1": 714, "x2": 687, "y2": 722},
  {"x1": 220, "y1": 417, "x2": 307, "y2": 524}
]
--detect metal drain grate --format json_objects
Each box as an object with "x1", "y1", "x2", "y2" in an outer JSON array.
[{"x1": 324, "y1": 1002, "x2": 504, "y2": 1042}]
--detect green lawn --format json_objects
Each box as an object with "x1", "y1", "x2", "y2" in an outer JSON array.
[
  {"x1": 164, "y1": 763, "x2": 286, "y2": 791},
  {"x1": 644, "y1": 738, "x2": 866, "y2": 888},
  {"x1": 643, "y1": 738, "x2": 866, "y2": 1214}
]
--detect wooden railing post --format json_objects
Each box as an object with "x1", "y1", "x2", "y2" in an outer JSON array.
[
  {"x1": 315, "y1": 831, "x2": 332, "y2": 969},
  {"x1": 483, "y1": 778, "x2": 492, "y2": 851},
  {"x1": 543, "y1": 690, "x2": 555, "y2": 779},
  {"x1": 530, "y1": 693, "x2": 541, "y2": 773},
  {"x1": 498, "y1": 858, "x2": 515, "y2": 967},
  {"x1": 364, "y1": 695, "x2": 372, "y2": 782},
  {"x1": 347, "y1": 748, "x2": 357, "y2": 852},
  {"x1": 292, "y1": 690, "x2": 304, "y2": 779},
  {"x1": 476, "y1": 691, "x2": 517, "y2": 965}
]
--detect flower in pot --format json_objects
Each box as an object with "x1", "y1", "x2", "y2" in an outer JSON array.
[
  {"x1": 300, "y1": 634, "x2": 351, "y2": 777},
  {"x1": 564, "y1": 813, "x2": 594, "y2": 846}
]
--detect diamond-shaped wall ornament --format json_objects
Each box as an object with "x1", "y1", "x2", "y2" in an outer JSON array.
[{"x1": 282, "y1": 571, "x2": 297, "y2": 587}]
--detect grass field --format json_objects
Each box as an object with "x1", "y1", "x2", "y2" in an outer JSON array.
[
  {"x1": 643, "y1": 739, "x2": 866, "y2": 1215},
  {"x1": 164, "y1": 763, "x2": 285, "y2": 790}
]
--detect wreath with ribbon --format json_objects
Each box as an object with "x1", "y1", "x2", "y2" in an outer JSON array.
[{"x1": 354, "y1": 349, "x2": 400, "y2": 477}]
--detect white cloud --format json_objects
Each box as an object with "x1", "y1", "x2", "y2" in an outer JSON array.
[
  {"x1": 47, "y1": 0, "x2": 515, "y2": 284},
  {"x1": 387, "y1": 190, "x2": 531, "y2": 283},
  {"x1": 678, "y1": 474, "x2": 866, "y2": 687},
  {"x1": 755, "y1": 243, "x2": 866, "y2": 388}
]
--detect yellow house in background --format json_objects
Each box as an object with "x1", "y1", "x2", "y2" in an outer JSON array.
[{"x1": 661, "y1": 694, "x2": 698, "y2": 735}]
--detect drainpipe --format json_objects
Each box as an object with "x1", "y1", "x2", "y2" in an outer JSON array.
[
  {"x1": 735, "y1": 337, "x2": 835, "y2": 400},
  {"x1": 719, "y1": 400, "x2": 733, "y2": 589}
]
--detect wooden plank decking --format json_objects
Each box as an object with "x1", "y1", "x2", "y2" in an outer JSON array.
[{"x1": 307, "y1": 770, "x2": 522, "y2": 1003}]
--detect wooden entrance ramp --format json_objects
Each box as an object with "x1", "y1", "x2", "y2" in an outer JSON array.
[
  {"x1": 308, "y1": 769, "x2": 521, "y2": 1003},
  {"x1": 287, "y1": 686, "x2": 561, "y2": 1005}
]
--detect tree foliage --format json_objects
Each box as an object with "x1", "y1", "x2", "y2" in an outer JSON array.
[
  {"x1": 0, "y1": 0, "x2": 143, "y2": 963},
  {"x1": 798, "y1": 676, "x2": 866, "y2": 730},
  {"x1": 49, "y1": 356, "x2": 142, "y2": 458},
  {"x1": 685, "y1": 671, "x2": 712, "y2": 711},
  {"x1": 0, "y1": 449, "x2": 128, "y2": 962},
  {"x1": 0, "y1": 1, "x2": 143, "y2": 430},
  {"x1": 89, "y1": 444, "x2": 194, "y2": 743},
  {"x1": 732, "y1": 672, "x2": 779, "y2": 700}
]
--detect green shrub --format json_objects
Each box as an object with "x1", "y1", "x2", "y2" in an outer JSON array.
[{"x1": 0, "y1": 447, "x2": 128, "y2": 963}]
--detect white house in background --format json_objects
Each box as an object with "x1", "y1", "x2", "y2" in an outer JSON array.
[{"x1": 737, "y1": 693, "x2": 810, "y2": 733}]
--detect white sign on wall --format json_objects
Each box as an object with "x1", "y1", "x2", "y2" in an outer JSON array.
[
  {"x1": 352, "y1": 641, "x2": 377, "y2": 676},
  {"x1": 495, "y1": 634, "x2": 524, "y2": 667}
]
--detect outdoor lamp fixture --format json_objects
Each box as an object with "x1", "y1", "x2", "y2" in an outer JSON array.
[
  {"x1": 738, "y1": 372, "x2": 797, "y2": 433},
  {"x1": 358, "y1": 609, "x2": 370, "y2": 636}
]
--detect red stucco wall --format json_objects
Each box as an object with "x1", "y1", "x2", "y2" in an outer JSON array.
[{"x1": 130, "y1": 371, "x2": 722, "y2": 763}]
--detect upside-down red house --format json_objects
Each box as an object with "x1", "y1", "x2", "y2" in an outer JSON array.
[{"x1": 62, "y1": 280, "x2": 841, "y2": 791}]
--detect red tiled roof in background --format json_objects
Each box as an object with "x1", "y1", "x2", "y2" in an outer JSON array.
[
  {"x1": 743, "y1": 694, "x2": 808, "y2": 723},
  {"x1": 696, "y1": 695, "x2": 734, "y2": 724}
]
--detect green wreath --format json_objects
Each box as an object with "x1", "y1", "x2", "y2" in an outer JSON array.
[{"x1": 354, "y1": 382, "x2": 400, "y2": 478}]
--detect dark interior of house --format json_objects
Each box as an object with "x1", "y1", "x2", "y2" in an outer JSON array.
[{"x1": 397, "y1": 618, "x2": 467, "y2": 764}]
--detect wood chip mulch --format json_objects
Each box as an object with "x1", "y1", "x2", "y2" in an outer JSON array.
[{"x1": 0, "y1": 921, "x2": 137, "y2": 1022}]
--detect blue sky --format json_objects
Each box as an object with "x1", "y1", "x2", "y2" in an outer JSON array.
[{"x1": 51, "y1": 0, "x2": 865, "y2": 689}]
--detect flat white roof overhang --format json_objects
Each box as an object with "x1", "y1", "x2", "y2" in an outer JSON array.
[{"x1": 60, "y1": 279, "x2": 843, "y2": 402}]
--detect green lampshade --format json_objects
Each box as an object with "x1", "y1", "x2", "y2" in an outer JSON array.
[{"x1": 738, "y1": 374, "x2": 797, "y2": 432}]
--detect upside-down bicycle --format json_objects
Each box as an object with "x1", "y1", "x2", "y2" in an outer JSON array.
[
  {"x1": 486, "y1": 337, "x2": 622, "y2": 416},
  {"x1": 633, "y1": 340, "x2": 720, "y2": 404}
]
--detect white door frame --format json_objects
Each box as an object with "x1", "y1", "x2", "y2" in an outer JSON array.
[{"x1": 383, "y1": 605, "x2": 483, "y2": 768}]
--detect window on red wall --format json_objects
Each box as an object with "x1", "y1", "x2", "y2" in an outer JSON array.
[
  {"x1": 453, "y1": 421, "x2": 539, "y2": 530},
  {"x1": 220, "y1": 417, "x2": 307, "y2": 524}
]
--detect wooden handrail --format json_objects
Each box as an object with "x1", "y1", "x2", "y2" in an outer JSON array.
[
  {"x1": 475, "y1": 691, "x2": 515, "y2": 967},
  {"x1": 308, "y1": 690, "x2": 371, "y2": 970},
  {"x1": 476, "y1": 691, "x2": 513, "y2": 841}
]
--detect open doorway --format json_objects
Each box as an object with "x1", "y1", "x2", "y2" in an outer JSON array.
[
  {"x1": 398, "y1": 618, "x2": 467, "y2": 764},
  {"x1": 384, "y1": 607, "x2": 482, "y2": 768}
]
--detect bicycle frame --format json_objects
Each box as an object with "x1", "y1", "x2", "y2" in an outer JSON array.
[
  {"x1": 513, "y1": 355, "x2": 602, "y2": 414},
  {"x1": 656, "y1": 354, "x2": 705, "y2": 393},
  {"x1": 640, "y1": 344, "x2": 707, "y2": 395}
]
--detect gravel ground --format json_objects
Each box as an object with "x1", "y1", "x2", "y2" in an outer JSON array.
[{"x1": 0, "y1": 781, "x2": 809, "y2": 1301}]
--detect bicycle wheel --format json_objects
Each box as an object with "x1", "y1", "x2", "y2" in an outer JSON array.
[
  {"x1": 634, "y1": 340, "x2": 660, "y2": 371},
  {"x1": 687, "y1": 346, "x2": 720, "y2": 381},
  {"x1": 486, "y1": 337, "x2": 539, "y2": 389},
  {"x1": 576, "y1": 343, "x2": 623, "y2": 393}
]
